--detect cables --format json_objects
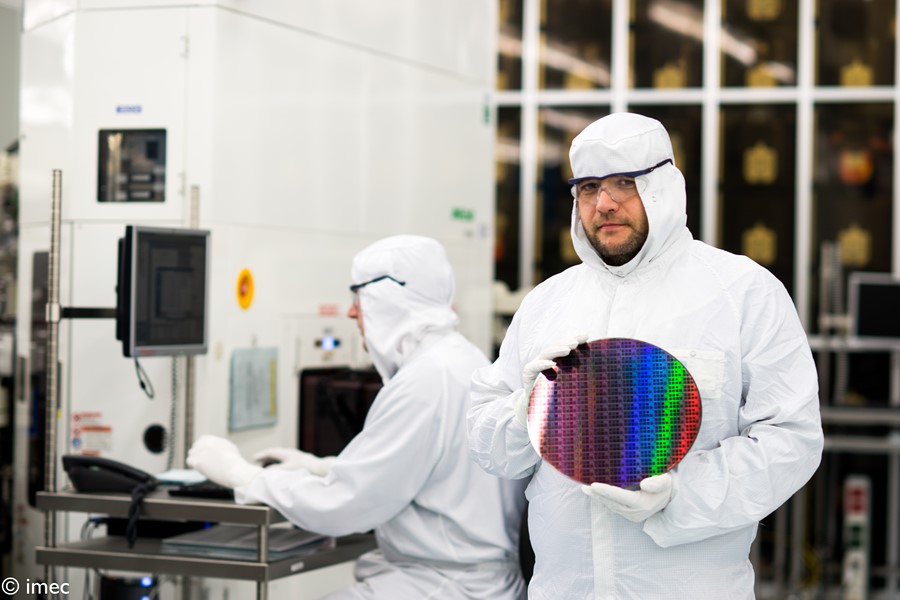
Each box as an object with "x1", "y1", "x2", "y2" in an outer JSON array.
[
  {"x1": 80, "y1": 516, "x2": 106, "y2": 600},
  {"x1": 133, "y1": 357, "x2": 155, "y2": 399},
  {"x1": 125, "y1": 479, "x2": 158, "y2": 549}
]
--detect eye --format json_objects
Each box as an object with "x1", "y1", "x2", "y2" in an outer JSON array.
[
  {"x1": 578, "y1": 181, "x2": 600, "y2": 194},
  {"x1": 615, "y1": 178, "x2": 637, "y2": 189}
]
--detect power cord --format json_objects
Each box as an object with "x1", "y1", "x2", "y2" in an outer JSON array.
[
  {"x1": 133, "y1": 357, "x2": 155, "y2": 399},
  {"x1": 81, "y1": 516, "x2": 106, "y2": 600},
  {"x1": 125, "y1": 479, "x2": 158, "y2": 549}
]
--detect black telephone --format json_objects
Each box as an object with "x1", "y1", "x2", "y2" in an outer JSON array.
[{"x1": 62, "y1": 454, "x2": 158, "y2": 493}]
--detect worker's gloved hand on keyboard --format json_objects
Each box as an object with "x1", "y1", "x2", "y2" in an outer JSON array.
[
  {"x1": 252, "y1": 447, "x2": 337, "y2": 476},
  {"x1": 186, "y1": 435, "x2": 262, "y2": 489}
]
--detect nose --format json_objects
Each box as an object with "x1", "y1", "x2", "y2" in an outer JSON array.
[
  {"x1": 347, "y1": 303, "x2": 358, "y2": 319},
  {"x1": 594, "y1": 187, "x2": 618, "y2": 211}
]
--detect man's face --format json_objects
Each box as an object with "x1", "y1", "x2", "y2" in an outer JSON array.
[
  {"x1": 347, "y1": 295, "x2": 367, "y2": 351},
  {"x1": 575, "y1": 176, "x2": 649, "y2": 267}
]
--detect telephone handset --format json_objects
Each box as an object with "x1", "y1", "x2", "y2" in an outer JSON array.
[{"x1": 62, "y1": 454, "x2": 158, "y2": 494}]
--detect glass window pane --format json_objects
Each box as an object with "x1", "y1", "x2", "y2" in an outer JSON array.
[
  {"x1": 719, "y1": 105, "x2": 797, "y2": 294},
  {"x1": 811, "y1": 103, "x2": 894, "y2": 334},
  {"x1": 496, "y1": 107, "x2": 522, "y2": 290},
  {"x1": 721, "y1": 0, "x2": 798, "y2": 87},
  {"x1": 540, "y1": 0, "x2": 612, "y2": 90},
  {"x1": 816, "y1": 0, "x2": 895, "y2": 86},
  {"x1": 632, "y1": 0, "x2": 704, "y2": 88},
  {"x1": 536, "y1": 106, "x2": 610, "y2": 283},
  {"x1": 631, "y1": 106, "x2": 703, "y2": 238},
  {"x1": 498, "y1": 0, "x2": 524, "y2": 90}
]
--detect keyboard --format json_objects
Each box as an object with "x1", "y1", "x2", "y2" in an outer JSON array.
[{"x1": 167, "y1": 481, "x2": 235, "y2": 500}]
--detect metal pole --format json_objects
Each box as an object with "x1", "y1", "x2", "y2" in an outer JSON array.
[
  {"x1": 256, "y1": 524, "x2": 269, "y2": 600},
  {"x1": 774, "y1": 504, "x2": 788, "y2": 595},
  {"x1": 183, "y1": 357, "x2": 194, "y2": 463},
  {"x1": 44, "y1": 169, "x2": 63, "y2": 584},
  {"x1": 789, "y1": 488, "x2": 807, "y2": 592},
  {"x1": 183, "y1": 185, "x2": 200, "y2": 463},
  {"x1": 178, "y1": 186, "x2": 201, "y2": 600},
  {"x1": 888, "y1": 348, "x2": 900, "y2": 595}
]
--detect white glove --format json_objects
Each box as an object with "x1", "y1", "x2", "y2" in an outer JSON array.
[
  {"x1": 512, "y1": 389, "x2": 530, "y2": 429},
  {"x1": 186, "y1": 435, "x2": 262, "y2": 489},
  {"x1": 252, "y1": 447, "x2": 336, "y2": 476},
  {"x1": 517, "y1": 334, "x2": 590, "y2": 427},
  {"x1": 581, "y1": 473, "x2": 673, "y2": 522}
]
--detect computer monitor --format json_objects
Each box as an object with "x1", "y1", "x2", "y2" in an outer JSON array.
[
  {"x1": 298, "y1": 367, "x2": 382, "y2": 456},
  {"x1": 848, "y1": 272, "x2": 900, "y2": 346},
  {"x1": 116, "y1": 225, "x2": 210, "y2": 357}
]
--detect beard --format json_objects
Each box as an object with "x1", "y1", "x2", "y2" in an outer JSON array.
[{"x1": 585, "y1": 224, "x2": 648, "y2": 267}]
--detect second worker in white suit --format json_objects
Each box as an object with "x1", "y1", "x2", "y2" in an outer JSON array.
[{"x1": 189, "y1": 235, "x2": 527, "y2": 599}]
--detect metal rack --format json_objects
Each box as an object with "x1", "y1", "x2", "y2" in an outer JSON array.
[
  {"x1": 807, "y1": 335, "x2": 900, "y2": 598},
  {"x1": 36, "y1": 488, "x2": 375, "y2": 598}
]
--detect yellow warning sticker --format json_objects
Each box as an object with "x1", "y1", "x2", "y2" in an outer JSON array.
[{"x1": 237, "y1": 268, "x2": 254, "y2": 309}]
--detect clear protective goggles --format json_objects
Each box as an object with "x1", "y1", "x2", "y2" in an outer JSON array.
[
  {"x1": 568, "y1": 158, "x2": 672, "y2": 203},
  {"x1": 349, "y1": 274, "x2": 407, "y2": 306},
  {"x1": 574, "y1": 177, "x2": 640, "y2": 204}
]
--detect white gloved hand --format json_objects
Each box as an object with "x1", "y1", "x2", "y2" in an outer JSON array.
[
  {"x1": 186, "y1": 435, "x2": 262, "y2": 489},
  {"x1": 512, "y1": 389, "x2": 531, "y2": 429},
  {"x1": 252, "y1": 447, "x2": 336, "y2": 476},
  {"x1": 581, "y1": 473, "x2": 673, "y2": 522},
  {"x1": 517, "y1": 334, "x2": 590, "y2": 427}
]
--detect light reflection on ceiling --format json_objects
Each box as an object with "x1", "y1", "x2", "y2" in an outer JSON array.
[
  {"x1": 498, "y1": 2, "x2": 796, "y2": 86},
  {"x1": 499, "y1": 29, "x2": 611, "y2": 87},
  {"x1": 648, "y1": 0, "x2": 796, "y2": 83},
  {"x1": 496, "y1": 109, "x2": 596, "y2": 167}
]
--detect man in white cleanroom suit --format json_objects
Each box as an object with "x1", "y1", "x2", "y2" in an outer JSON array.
[
  {"x1": 189, "y1": 235, "x2": 527, "y2": 599},
  {"x1": 467, "y1": 113, "x2": 824, "y2": 599}
]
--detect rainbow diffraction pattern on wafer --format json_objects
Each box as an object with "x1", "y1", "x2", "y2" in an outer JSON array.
[{"x1": 527, "y1": 338, "x2": 702, "y2": 488}]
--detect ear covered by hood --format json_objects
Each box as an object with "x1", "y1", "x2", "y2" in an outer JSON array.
[
  {"x1": 568, "y1": 113, "x2": 689, "y2": 276},
  {"x1": 351, "y1": 235, "x2": 459, "y2": 382}
]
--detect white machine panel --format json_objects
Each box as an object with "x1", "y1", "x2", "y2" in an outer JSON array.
[
  {"x1": 196, "y1": 7, "x2": 491, "y2": 241},
  {"x1": 16, "y1": 1, "x2": 496, "y2": 596},
  {"x1": 18, "y1": 12, "x2": 75, "y2": 226},
  {"x1": 66, "y1": 8, "x2": 188, "y2": 223},
  {"x1": 22, "y1": 0, "x2": 75, "y2": 32},
  {"x1": 76, "y1": 0, "x2": 496, "y2": 82}
]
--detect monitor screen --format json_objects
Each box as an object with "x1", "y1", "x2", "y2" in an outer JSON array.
[
  {"x1": 116, "y1": 226, "x2": 209, "y2": 357},
  {"x1": 848, "y1": 272, "x2": 900, "y2": 345},
  {"x1": 298, "y1": 367, "x2": 382, "y2": 456}
]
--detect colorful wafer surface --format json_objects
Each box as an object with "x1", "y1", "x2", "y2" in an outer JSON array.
[{"x1": 527, "y1": 338, "x2": 702, "y2": 487}]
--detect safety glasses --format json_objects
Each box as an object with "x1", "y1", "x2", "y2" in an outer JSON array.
[
  {"x1": 349, "y1": 275, "x2": 407, "y2": 308},
  {"x1": 349, "y1": 275, "x2": 407, "y2": 293},
  {"x1": 567, "y1": 158, "x2": 673, "y2": 186},
  {"x1": 574, "y1": 177, "x2": 639, "y2": 204}
]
